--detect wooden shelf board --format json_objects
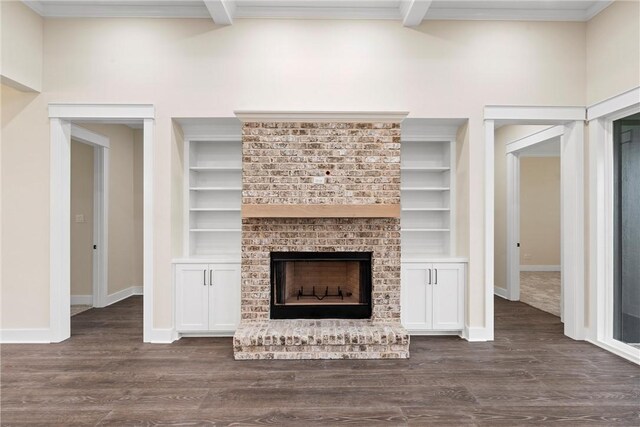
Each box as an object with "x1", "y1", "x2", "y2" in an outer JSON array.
[
  {"x1": 402, "y1": 228, "x2": 450, "y2": 232},
  {"x1": 401, "y1": 167, "x2": 450, "y2": 171},
  {"x1": 402, "y1": 208, "x2": 450, "y2": 211},
  {"x1": 242, "y1": 204, "x2": 401, "y2": 218},
  {"x1": 190, "y1": 166, "x2": 242, "y2": 171},
  {"x1": 401, "y1": 187, "x2": 450, "y2": 191},
  {"x1": 190, "y1": 208, "x2": 241, "y2": 212},
  {"x1": 190, "y1": 229, "x2": 241, "y2": 232},
  {"x1": 190, "y1": 187, "x2": 242, "y2": 191}
]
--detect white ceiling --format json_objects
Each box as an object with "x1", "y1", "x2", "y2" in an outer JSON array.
[{"x1": 23, "y1": 0, "x2": 615, "y2": 26}]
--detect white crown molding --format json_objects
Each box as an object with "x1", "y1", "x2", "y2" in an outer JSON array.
[
  {"x1": 584, "y1": 0, "x2": 614, "y2": 21},
  {"x1": 234, "y1": 110, "x2": 409, "y2": 123},
  {"x1": 23, "y1": 1, "x2": 210, "y2": 18}
]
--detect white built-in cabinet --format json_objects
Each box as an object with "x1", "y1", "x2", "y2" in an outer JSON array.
[
  {"x1": 401, "y1": 262, "x2": 465, "y2": 332},
  {"x1": 175, "y1": 263, "x2": 240, "y2": 333},
  {"x1": 400, "y1": 120, "x2": 466, "y2": 335}
]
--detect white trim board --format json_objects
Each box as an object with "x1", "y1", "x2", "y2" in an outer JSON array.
[
  {"x1": 494, "y1": 287, "x2": 510, "y2": 300},
  {"x1": 521, "y1": 265, "x2": 561, "y2": 272},
  {"x1": 587, "y1": 87, "x2": 640, "y2": 121},
  {"x1": 588, "y1": 87, "x2": 640, "y2": 361},
  {"x1": 485, "y1": 106, "x2": 585, "y2": 125},
  {"x1": 234, "y1": 110, "x2": 409, "y2": 123},
  {"x1": 505, "y1": 125, "x2": 563, "y2": 154},
  {"x1": 105, "y1": 286, "x2": 143, "y2": 306}
]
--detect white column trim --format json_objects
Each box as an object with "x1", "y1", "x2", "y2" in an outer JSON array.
[
  {"x1": 505, "y1": 152, "x2": 520, "y2": 301},
  {"x1": 143, "y1": 118, "x2": 155, "y2": 343},
  {"x1": 49, "y1": 118, "x2": 71, "y2": 342},
  {"x1": 560, "y1": 121, "x2": 585, "y2": 340},
  {"x1": 484, "y1": 119, "x2": 495, "y2": 341}
]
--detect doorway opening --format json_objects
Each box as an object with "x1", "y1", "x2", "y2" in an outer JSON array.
[
  {"x1": 503, "y1": 126, "x2": 562, "y2": 319},
  {"x1": 49, "y1": 104, "x2": 155, "y2": 343},
  {"x1": 485, "y1": 106, "x2": 585, "y2": 341},
  {"x1": 69, "y1": 123, "x2": 143, "y2": 325}
]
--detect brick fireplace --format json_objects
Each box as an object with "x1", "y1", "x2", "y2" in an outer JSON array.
[{"x1": 233, "y1": 112, "x2": 409, "y2": 359}]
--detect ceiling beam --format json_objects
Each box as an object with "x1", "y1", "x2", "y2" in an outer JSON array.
[
  {"x1": 401, "y1": 0, "x2": 432, "y2": 27},
  {"x1": 203, "y1": 0, "x2": 235, "y2": 25}
]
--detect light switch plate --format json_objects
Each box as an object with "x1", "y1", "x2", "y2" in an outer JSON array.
[{"x1": 313, "y1": 176, "x2": 325, "y2": 184}]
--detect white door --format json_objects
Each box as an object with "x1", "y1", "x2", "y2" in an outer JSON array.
[
  {"x1": 431, "y1": 263, "x2": 464, "y2": 330},
  {"x1": 401, "y1": 263, "x2": 432, "y2": 330},
  {"x1": 208, "y1": 264, "x2": 241, "y2": 332},
  {"x1": 175, "y1": 263, "x2": 210, "y2": 332}
]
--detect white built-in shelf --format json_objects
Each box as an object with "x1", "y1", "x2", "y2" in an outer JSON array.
[
  {"x1": 401, "y1": 167, "x2": 450, "y2": 171},
  {"x1": 189, "y1": 208, "x2": 241, "y2": 212},
  {"x1": 190, "y1": 187, "x2": 242, "y2": 191},
  {"x1": 402, "y1": 208, "x2": 450, "y2": 211},
  {"x1": 401, "y1": 136, "x2": 456, "y2": 257},
  {"x1": 185, "y1": 137, "x2": 242, "y2": 257},
  {"x1": 401, "y1": 187, "x2": 450, "y2": 191},
  {"x1": 190, "y1": 166, "x2": 242, "y2": 171},
  {"x1": 402, "y1": 228, "x2": 450, "y2": 232},
  {"x1": 190, "y1": 229, "x2": 241, "y2": 232}
]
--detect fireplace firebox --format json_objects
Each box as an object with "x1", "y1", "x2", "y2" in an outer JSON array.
[{"x1": 270, "y1": 252, "x2": 372, "y2": 319}]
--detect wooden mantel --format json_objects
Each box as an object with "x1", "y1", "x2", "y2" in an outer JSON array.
[{"x1": 241, "y1": 204, "x2": 401, "y2": 218}]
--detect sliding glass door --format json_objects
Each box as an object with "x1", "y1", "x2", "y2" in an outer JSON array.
[{"x1": 613, "y1": 113, "x2": 640, "y2": 347}]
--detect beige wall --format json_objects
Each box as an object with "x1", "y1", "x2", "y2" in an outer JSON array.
[
  {"x1": 0, "y1": 1, "x2": 43, "y2": 92},
  {"x1": 70, "y1": 140, "x2": 94, "y2": 296},
  {"x1": 520, "y1": 157, "x2": 561, "y2": 267},
  {"x1": 586, "y1": 0, "x2": 640, "y2": 105},
  {"x1": 1, "y1": 6, "x2": 638, "y2": 334}
]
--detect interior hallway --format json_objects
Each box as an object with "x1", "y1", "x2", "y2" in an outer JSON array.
[
  {"x1": 2, "y1": 296, "x2": 638, "y2": 425},
  {"x1": 520, "y1": 271, "x2": 562, "y2": 317}
]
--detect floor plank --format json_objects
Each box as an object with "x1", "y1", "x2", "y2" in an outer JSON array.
[{"x1": 1, "y1": 296, "x2": 638, "y2": 426}]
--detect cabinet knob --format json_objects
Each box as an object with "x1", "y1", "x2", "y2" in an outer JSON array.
[
  {"x1": 209, "y1": 269, "x2": 213, "y2": 286},
  {"x1": 203, "y1": 269, "x2": 207, "y2": 286},
  {"x1": 428, "y1": 268, "x2": 432, "y2": 285}
]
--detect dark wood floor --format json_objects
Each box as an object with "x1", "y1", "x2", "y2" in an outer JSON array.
[{"x1": 1, "y1": 296, "x2": 639, "y2": 426}]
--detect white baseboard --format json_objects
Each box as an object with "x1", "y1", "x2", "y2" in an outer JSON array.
[
  {"x1": 586, "y1": 338, "x2": 640, "y2": 365},
  {"x1": 105, "y1": 285, "x2": 143, "y2": 306},
  {"x1": 148, "y1": 328, "x2": 178, "y2": 343},
  {"x1": 462, "y1": 325, "x2": 493, "y2": 342},
  {"x1": 494, "y1": 287, "x2": 509, "y2": 299},
  {"x1": 520, "y1": 265, "x2": 561, "y2": 272},
  {"x1": 0, "y1": 328, "x2": 51, "y2": 343},
  {"x1": 405, "y1": 330, "x2": 460, "y2": 336},
  {"x1": 71, "y1": 295, "x2": 92, "y2": 305}
]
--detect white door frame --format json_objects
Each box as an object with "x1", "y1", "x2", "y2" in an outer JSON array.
[
  {"x1": 587, "y1": 87, "x2": 640, "y2": 363},
  {"x1": 70, "y1": 124, "x2": 110, "y2": 308},
  {"x1": 485, "y1": 106, "x2": 586, "y2": 341},
  {"x1": 505, "y1": 125, "x2": 563, "y2": 304},
  {"x1": 48, "y1": 104, "x2": 154, "y2": 343}
]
